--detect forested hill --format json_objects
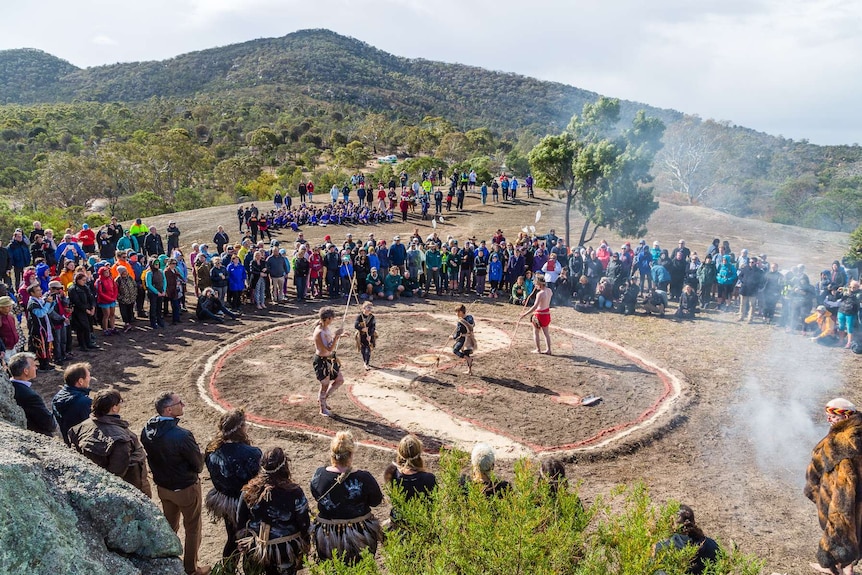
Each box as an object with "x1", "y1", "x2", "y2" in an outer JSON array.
[
  {"x1": 0, "y1": 29, "x2": 680, "y2": 132},
  {"x1": 0, "y1": 48, "x2": 79, "y2": 103}
]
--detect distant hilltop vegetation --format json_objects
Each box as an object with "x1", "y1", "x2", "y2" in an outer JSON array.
[
  {"x1": 0, "y1": 28, "x2": 861, "y2": 234},
  {"x1": 0, "y1": 29, "x2": 676, "y2": 131}
]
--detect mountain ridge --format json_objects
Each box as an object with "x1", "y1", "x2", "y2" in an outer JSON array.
[{"x1": 0, "y1": 29, "x2": 681, "y2": 131}]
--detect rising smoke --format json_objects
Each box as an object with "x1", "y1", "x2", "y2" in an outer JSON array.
[{"x1": 724, "y1": 329, "x2": 841, "y2": 488}]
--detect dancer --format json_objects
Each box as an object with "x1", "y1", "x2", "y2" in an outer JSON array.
[
  {"x1": 354, "y1": 301, "x2": 377, "y2": 370},
  {"x1": 451, "y1": 304, "x2": 476, "y2": 375},
  {"x1": 312, "y1": 307, "x2": 346, "y2": 417},
  {"x1": 310, "y1": 431, "x2": 384, "y2": 564},
  {"x1": 237, "y1": 447, "x2": 310, "y2": 575},
  {"x1": 520, "y1": 274, "x2": 553, "y2": 354},
  {"x1": 805, "y1": 398, "x2": 862, "y2": 575}
]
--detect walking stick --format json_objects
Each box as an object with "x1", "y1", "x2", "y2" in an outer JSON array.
[
  {"x1": 334, "y1": 265, "x2": 357, "y2": 353},
  {"x1": 509, "y1": 286, "x2": 537, "y2": 348}
]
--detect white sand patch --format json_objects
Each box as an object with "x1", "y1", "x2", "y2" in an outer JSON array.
[{"x1": 352, "y1": 367, "x2": 532, "y2": 459}]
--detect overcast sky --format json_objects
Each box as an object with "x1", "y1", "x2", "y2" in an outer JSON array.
[{"x1": 2, "y1": 0, "x2": 861, "y2": 145}]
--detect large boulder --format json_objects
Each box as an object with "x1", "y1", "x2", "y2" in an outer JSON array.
[
  {"x1": 0, "y1": 366, "x2": 183, "y2": 575},
  {"x1": 0, "y1": 362, "x2": 26, "y2": 428}
]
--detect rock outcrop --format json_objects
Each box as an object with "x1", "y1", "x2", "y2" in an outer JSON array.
[{"x1": 0, "y1": 369, "x2": 184, "y2": 575}]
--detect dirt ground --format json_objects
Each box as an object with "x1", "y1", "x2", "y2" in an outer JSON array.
[{"x1": 26, "y1": 190, "x2": 858, "y2": 573}]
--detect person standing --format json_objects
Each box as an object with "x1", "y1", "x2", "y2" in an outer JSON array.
[
  {"x1": 204, "y1": 409, "x2": 262, "y2": 560},
  {"x1": 67, "y1": 272, "x2": 99, "y2": 352},
  {"x1": 313, "y1": 307, "x2": 347, "y2": 417},
  {"x1": 9, "y1": 352, "x2": 56, "y2": 436},
  {"x1": 0, "y1": 295, "x2": 20, "y2": 362},
  {"x1": 8, "y1": 229, "x2": 30, "y2": 287},
  {"x1": 805, "y1": 398, "x2": 862, "y2": 575},
  {"x1": 166, "y1": 221, "x2": 181, "y2": 254},
  {"x1": 310, "y1": 431, "x2": 383, "y2": 564},
  {"x1": 145, "y1": 260, "x2": 167, "y2": 329},
  {"x1": 451, "y1": 304, "x2": 476, "y2": 375},
  {"x1": 237, "y1": 448, "x2": 310, "y2": 575},
  {"x1": 354, "y1": 301, "x2": 376, "y2": 370},
  {"x1": 141, "y1": 391, "x2": 207, "y2": 575},
  {"x1": 25, "y1": 284, "x2": 55, "y2": 370},
  {"x1": 520, "y1": 274, "x2": 553, "y2": 355},
  {"x1": 51, "y1": 362, "x2": 93, "y2": 445},
  {"x1": 143, "y1": 226, "x2": 165, "y2": 260},
  {"x1": 68, "y1": 390, "x2": 151, "y2": 496}
]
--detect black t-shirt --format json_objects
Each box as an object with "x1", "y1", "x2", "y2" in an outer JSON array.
[
  {"x1": 459, "y1": 474, "x2": 510, "y2": 498},
  {"x1": 310, "y1": 467, "x2": 384, "y2": 520},
  {"x1": 237, "y1": 485, "x2": 310, "y2": 540},
  {"x1": 387, "y1": 466, "x2": 437, "y2": 501},
  {"x1": 655, "y1": 533, "x2": 720, "y2": 575}
]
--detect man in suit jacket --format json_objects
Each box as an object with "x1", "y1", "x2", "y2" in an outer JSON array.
[{"x1": 9, "y1": 352, "x2": 56, "y2": 436}]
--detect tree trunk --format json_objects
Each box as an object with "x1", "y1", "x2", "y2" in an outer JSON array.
[
  {"x1": 578, "y1": 218, "x2": 591, "y2": 248},
  {"x1": 565, "y1": 189, "x2": 573, "y2": 248}
]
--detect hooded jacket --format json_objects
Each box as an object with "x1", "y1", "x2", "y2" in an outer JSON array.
[
  {"x1": 69, "y1": 414, "x2": 150, "y2": 493},
  {"x1": 140, "y1": 416, "x2": 204, "y2": 490},
  {"x1": 51, "y1": 385, "x2": 92, "y2": 445}
]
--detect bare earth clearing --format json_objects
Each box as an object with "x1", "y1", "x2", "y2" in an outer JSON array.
[{"x1": 28, "y1": 190, "x2": 856, "y2": 573}]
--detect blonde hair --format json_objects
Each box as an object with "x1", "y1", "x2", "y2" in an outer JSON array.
[
  {"x1": 330, "y1": 430, "x2": 356, "y2": 465},
  {"x1": 471, "y1": 442, "x2": 495, "y2": 482},
  {"x1": 396, "y1": 434, "x2": 425, "y2": 473}
]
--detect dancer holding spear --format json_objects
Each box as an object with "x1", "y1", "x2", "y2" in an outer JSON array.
[{"x1": 313, "y1": 261, "x2": 357, "y2": 417}]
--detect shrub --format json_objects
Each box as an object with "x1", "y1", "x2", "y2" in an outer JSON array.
[{"x1": 218, "y1": 449, "x2": 764, "y2": 575}]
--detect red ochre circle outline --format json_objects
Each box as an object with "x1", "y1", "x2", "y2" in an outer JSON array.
[{"x1": 198, "y1": 311, "x2": 682, "y2": 455}]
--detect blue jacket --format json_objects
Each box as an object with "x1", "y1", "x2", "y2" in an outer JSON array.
[
  {"x1": 227, "y1": 262, "x2": 247, "y2": 291},
  {"x1": 8, "y1": 239, "x2": 30, "y2": 268},
  {"x1": 651, "y1": 264, "x2": 670, "y2": 284},
  {"x1": 489, "y1": 257, "x2": 503, "y2": 281},
  {"x1": 389, "y1": 243, "x2": 407, "y2": 266},
  {"x1": 51, "y1": 385, "x2": 92, "y2": 445},
  {"x1": 55, "y1": 241, "x2": 86, "y2": 263}
]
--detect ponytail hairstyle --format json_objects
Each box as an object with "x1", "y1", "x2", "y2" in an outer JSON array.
[
  {"x1": 396, "y1": 434, "x2": 425, "y2": 473},
  {"x1": 330, "y1": 430, "x2": 356, "y2": 466},
  {"x1": 676, "y1": 504, "x2": 705, "y2": 541}
]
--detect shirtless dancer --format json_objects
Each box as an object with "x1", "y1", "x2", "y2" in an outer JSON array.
[
  {"x1": 313, "y1": 307, "x2": 347, "y2": 416},
  {"x1": 520, "y1": 274, "x2": 553, "y2": 354}
]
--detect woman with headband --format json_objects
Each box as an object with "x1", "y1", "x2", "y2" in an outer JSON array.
[
  {"x1": 237, "y1": 447, "x2": 310, "y2": 574},
  {"x1": 204, "y1": 409, "x2": 262, "y2": 559}
]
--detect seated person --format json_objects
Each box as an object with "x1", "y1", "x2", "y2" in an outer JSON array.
[
  {"x1": 806, "y1": 305, "x2": 838, "y2": 345},
  {"x1": 196, "y1": 288, "x2": 240, "y2": 323},
  {"x1": 674, "y1": 284, "x2": 699, "y2": 320},
  {"x1": 597, "y1": 278, "x2": 614, "y2": 309},
  {"x1": 620, "y1": 280, "x2": 640, "y2": 315},
  {"x1": 644, "y1": 288, "x2": 668, "y2": 316},
  {"x1": 511, "y1": 276, "x2": 527, "y2": 305},
  {"x1": 383, "y1": 266, "x2": 405, "y2": 301},
  {"x1": 401, "y1": 269, "x2": 423, "y2": 297},
  {"x1": 653, "y1": 504, "x2": 720, "y2": 575},
  {"x1": 365, "y1": 268, "x2": 384, "y2": 300},
  {"x1": 459, "y1": 443, "x2": 510, "y2": 498},
  {"x1": 575, "y1": 275, "x2": 593, "y2": 304}
]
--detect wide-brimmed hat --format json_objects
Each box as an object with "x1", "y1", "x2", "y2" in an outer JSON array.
[{"x1": 0, "y1": 296, "x2": 13, "y2": 307}]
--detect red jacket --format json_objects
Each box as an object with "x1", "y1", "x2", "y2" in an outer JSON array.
[
  {"x1": 95, "y1": 270, "x2": 118, "y2": 304},
  {"x1": 77, "y1": 228, "x2": 96, "y2": 247}
]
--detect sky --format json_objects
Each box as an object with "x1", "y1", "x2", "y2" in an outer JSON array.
[{"x1": 2, "y1": 0, "x2": 861, "y2": 145}]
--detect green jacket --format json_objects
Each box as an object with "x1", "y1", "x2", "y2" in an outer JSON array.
[{"x1": 426, "y1": 250, "x2": 442, "y2": 270}]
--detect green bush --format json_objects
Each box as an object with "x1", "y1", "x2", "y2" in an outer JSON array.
[{"x1": 217, "y1": 449, "x2": 764, "y2": 575}]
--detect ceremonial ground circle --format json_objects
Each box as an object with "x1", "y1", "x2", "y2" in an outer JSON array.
[{"x1": 198, "y1": 311, "x2": 683, "y2": 458}]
